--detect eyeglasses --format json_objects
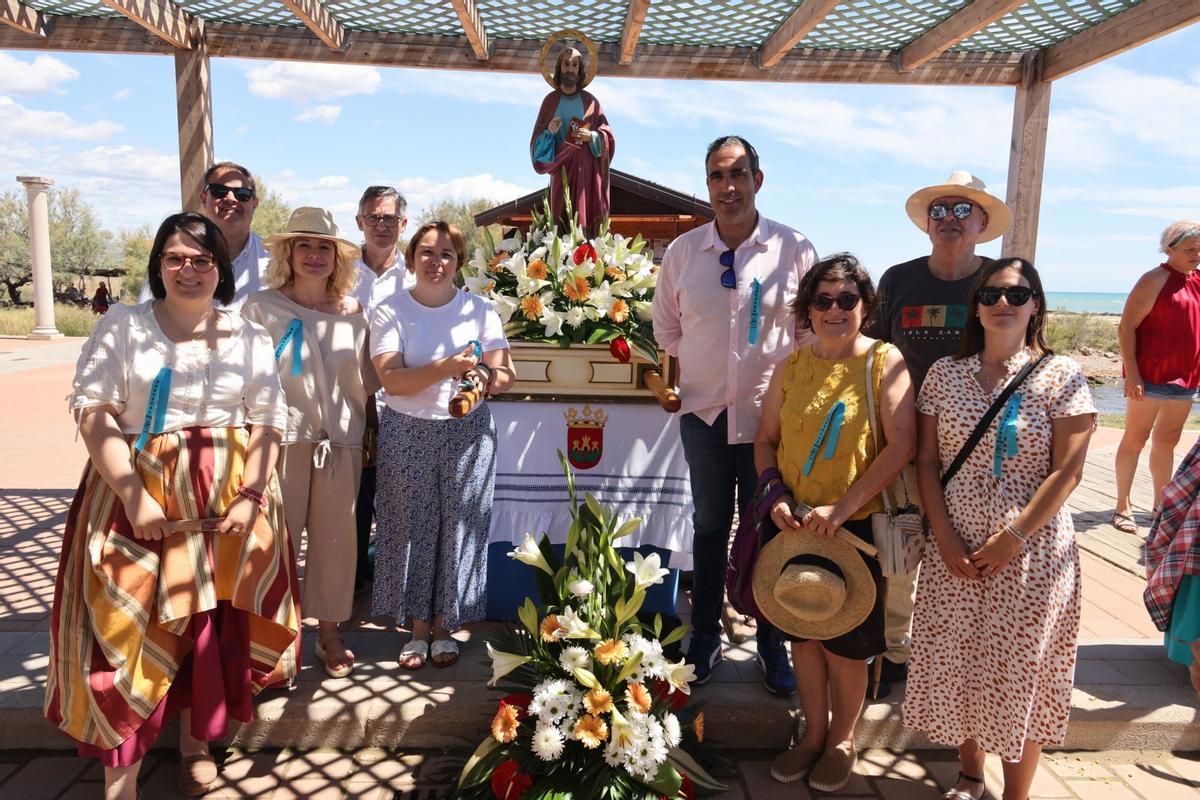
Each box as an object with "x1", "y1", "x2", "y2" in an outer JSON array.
[
  {"x1": 719, "y1": 250, "x2": 736, "y2": 289},
  {"x1": 204, "y1": 183, "x2": 255, "y2": 202},
  {"x1": 811, "y1": 292, "x2": 862, "y2": 312},
  {"x1": 161, "y1": 254, "x2": 216, "y2": 273},
  {"x1": 362, "y1": 214, "x2": 402, "y2": 228},
  {"x1": 928, "y1": 201, "x2": 974, "y2": 221},
  {"x1": 976, "y1": 286, "x2": 1036, "y2": 307}
]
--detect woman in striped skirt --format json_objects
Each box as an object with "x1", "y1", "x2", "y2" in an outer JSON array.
[{"x1": 45, "y1": 212, "x2": 301, "y2": 800}]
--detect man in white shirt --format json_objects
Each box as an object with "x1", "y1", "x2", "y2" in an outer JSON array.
[
  {"x1": 654, "y1": 136, "x2": 818, "y2": 696},
  {"x1": 351, "y1": 186, "x2": 415, "y2": 314},
  {"x1": 140, "y1": 161, "x2": 268, "y2": 310}
]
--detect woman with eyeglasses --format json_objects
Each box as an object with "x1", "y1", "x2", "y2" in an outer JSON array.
[
  {"x1": 905, "y1": 258, "x2": 1096, "y2": 800},
  {"x1": 1111, "y1": 221, "x2": 1200, "y2": 535},
  {"x1": 243, "y1": 207, "x2": 379, "y2": 680},
  {"x1": 755, "y1": 254, "x2": 916, "y2": 792},
  {"x1": 47, "y1": 212, "x2": 300, "y2": 800}
]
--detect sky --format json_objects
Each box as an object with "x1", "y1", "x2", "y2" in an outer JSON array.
[{"x1": 1, "y1": 23, "x2": 1198, "y2": 294}]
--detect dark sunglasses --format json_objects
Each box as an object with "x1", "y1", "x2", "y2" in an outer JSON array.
[
  {"x1": 811, "y1": 292, "x2": 861, "y2": 312},
  {"x1": 928, "y1": 201, "x2": 974, "y2": 221},
  {"x1": 205, "y1": 183, "x2": 255, "y2": 202},
  {"x1": 719, "y1": 249, "x2": 736, "y2": 289},
  {"x1": 976, "y1": 286, "x2": 1036, "y2": 307}
]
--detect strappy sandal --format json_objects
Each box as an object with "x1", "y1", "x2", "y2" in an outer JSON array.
[
  {"x1": 431, "y1": 638, "x2": 460, "y2": 668},
  {"x1": 1112, "y1": 511, "x2": 1137, "y2": 534},
  {"x1": 399, "y1": 639, "x2": 429, "y2": 670},
  {"x1": 314, "y1": 635, "x2": 354, "y2": 679},
  {"x1": 178, "y1": 752, "x2": 218, "y2": 797},
  {"x1": 942, "y1": 771, "x2": 986, "y2": 800}
]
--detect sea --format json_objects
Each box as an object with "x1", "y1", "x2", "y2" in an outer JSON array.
[{"x1": 1043, "y1": 291, "x2": 1126, "y2": 315}]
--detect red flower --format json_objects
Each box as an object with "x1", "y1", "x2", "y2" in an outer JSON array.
[
  {"x1": 609, "y1": 337, "x2": 631, "y2": 363},
  {"x1": 499, "y1": 692, "x2": 532, "y2": 718},
  {"x1": 650, "y1": 678, "x2": 687, "y2": 709},
  {"x1": 573, "y1": 243, "x2": 597, "y2": 265},
  {"x1": 491, "y1": 759, "x2": 533, "y2": 800}
]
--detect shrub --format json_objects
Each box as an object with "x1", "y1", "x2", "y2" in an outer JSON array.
[
  {"x1": 0, "y1": 303, "x2": 100, "y2": 337},
  {"x1": 1045, "y1": 312, "x2": 1117, "y2": 354}
]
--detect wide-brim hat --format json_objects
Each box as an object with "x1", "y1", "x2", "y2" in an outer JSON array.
[
  {"x1": 905, "y1": 170, "x2": 1012, "y2": 244},
  {"x1": 752, "y1": 532, "x2": 875, "y2": 641},
  {"x1": 264, "y1": 206, "x2": 361, "y2": 263}
]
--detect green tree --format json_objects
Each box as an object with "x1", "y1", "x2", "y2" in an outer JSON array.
[
  {"x1": 49, "y1": 188, "x2": 114, "y2": 291},
  {"x1": 250, "y1": 177, "x2": 292, "y2": 239},
  {"x1": 419, "y1": 198, "x2": 502, "y2": 264},
  {"x1": 118, "y1": 224, "x2": 154, "y2": 301},
  {"x1": 0, "y1": 191, "x2": 31, "y2": 305}
]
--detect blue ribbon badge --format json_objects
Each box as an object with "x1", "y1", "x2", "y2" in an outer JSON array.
[
  {"x1": 274, "y1": 318, "x2": 304, "y2": 376},
  {"x1": 134, "y1": 366, "x2": 173, "y2": 453},
  {"x1": 803, "y1": 401, "x2": 845, "y2": 477},
  {"x1": 748, "y1": 278, "x2": 762, "y2": 345},
  {"x1": 993, "y1": 392, "x2": 1022, "y2": 477}
]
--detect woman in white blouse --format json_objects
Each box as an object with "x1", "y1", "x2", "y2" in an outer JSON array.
[
  {"x1": 46, "y1": 212, "x2": 300, "y2": 800},
  {"x1": 244, "y1": 207, "x2": 378, "y2": 679},
  {"x1": 370, "y1": 220, "x2": 515, "y2": 669}
]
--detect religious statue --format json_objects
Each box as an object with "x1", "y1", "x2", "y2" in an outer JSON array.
[{"x1": 530, "y1": 32, "x2": 615, "y2": 234}]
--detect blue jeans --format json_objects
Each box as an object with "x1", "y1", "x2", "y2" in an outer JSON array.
[{"x1": 679, "y1": 411, "x2": 783, "y2": 650}]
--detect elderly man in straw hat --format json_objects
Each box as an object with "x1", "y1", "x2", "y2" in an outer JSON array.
[{"x1": 864, "y1": 171, "x2": 1013, "y2": 698}]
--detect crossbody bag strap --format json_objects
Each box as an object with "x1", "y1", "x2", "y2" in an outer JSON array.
[
  {"x1": 940, "y1": 352, "x2": 1049, "y2": 489},
  {"x1": 863, "y1": 342, "x2": 895, "y2": 516}
]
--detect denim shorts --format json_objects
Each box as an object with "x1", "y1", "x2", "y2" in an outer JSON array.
[{"x1": 1143, "y1": 382, "x2": 1200, "y2": 402}]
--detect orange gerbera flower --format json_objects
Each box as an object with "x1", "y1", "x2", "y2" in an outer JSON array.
[
  {"x1": 694, "y1": 711, "x2": 705, "y2": 742},
  {"x1": 608, "y1": 298, "x2": 630, "y2": 323},
  {"x1": 625, "y1": 681, "x2": 652, "y2": 714},
  {"x1": 540, "y1": 614, "x2": 563, "y2": 643},
  {"x1": 572, "y1": 714, "x2": 608, "y2": 749},
  {"x1": 563, "y1": 275, "x2": 591, "y2": 302},
  {"x1": 521, "y1": 294, "x2": 545, "y2": 321},
  {"x1": 491, "y1": 702, "x2": 521, "y2": 743},
  {"x1": 527, "y1": 259, "x2": 548, "y2": 280},
  {"x1": 594, "y1": 638, "x2": 628, "y2": 666},
  {"x1": 488, "y1": 251, "x2": 510, "y2": 274},
  {"x1": 605, "y1": 265, "x2": 625, "y2": 281},
  {"x1": 583, "y1": 688, "x2": 613, "y2": 715}
]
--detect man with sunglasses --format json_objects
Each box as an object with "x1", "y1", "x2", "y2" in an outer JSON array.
[
  {"x1": 138, "y1": 161, "x2": 267, "y2": 310},
  {"x1": 654, "y1": 135, "x2": 818, "y2": 696},
  {"x1": 351, "y1": 185, "x2": 414, "y2": 314},
  {"x1": 864, "y1": 170, "x2": 1012, "y2": 698}
]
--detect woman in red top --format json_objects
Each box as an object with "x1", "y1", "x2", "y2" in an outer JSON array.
[{"x1": 1113, "y1": 221, "x2": 1200, "y2": 534}]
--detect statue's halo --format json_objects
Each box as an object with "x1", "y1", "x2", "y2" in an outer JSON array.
[{"x1": 540, "y1": 29, "x2": 598, "y2": 90}]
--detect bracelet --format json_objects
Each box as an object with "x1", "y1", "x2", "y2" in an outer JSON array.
[
  {"x1": 475, "y1": 362, "x2": 494, "y2": 385},
  {"x1": 1002, "y1": 522, "x2": 1027, "y2": 543},
  {"x1": 237, "y1": 485, "x2": 267, "y2": 509}
]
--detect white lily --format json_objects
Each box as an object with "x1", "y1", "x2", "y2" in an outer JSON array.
[
  {"x1": 626, "y1": 551, "x2": 670, "y2": 589},
  {"x1": 486, "y1": 641, "x2": 532, "y2": 687},
  {"x1": 588, "y1": 280, "x2": 614, "y2": 315},
  {"x1": 558, "y1": 605, "x2": 601, "y2": 639},
  {"x1": 632, "y1": 300, "x2": 655, "y2": 322},
  {"x1": 568, "y1": 578, "x2": 595, "y2": 597},
  {"x1": 664, "y1": 657, "x2": 696, "y2": 695},
  {"x1": 507, "y1": 533, "x2": 554, "y2": 576},
  {"x1": 540, "y1": 307, "x2": 566, "y2": 337},
  {"x1": 463, "y1": 273, "x2": 496, "y2": 297},
  {"x1": 492, "y1": 293, "x2": 518, "y2": 325}
]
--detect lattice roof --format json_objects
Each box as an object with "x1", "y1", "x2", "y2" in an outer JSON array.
[{"x1": 1, "y1": 0, "x2": 1197, "y2": 86}]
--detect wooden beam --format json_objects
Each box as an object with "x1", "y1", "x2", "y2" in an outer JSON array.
[
  {"x1": 174, "y1": 19, "x2": 212, "y2": 212},
  {"x1": 1043, "y1": 0, "x2": 1200, "y2": 81},
  {"x1": 1, "y1": 0, "x2": 49, "y2": 37},
  {"x1": 449, "y1": 0, "x2": 488, "y2": 61},
  {"x1": 897, "y1": 0, "x2": 1025, "y2": 71},
  {"x1": 279, "y1": 0, "x2": 346, "y2": 51},
  {"x1": 619, "y1": 0, "x2": 650, "y2": 65},
  {"x1": 760, "y1": 0, "x2": 840, "y2": 70},
  {"x1": 1002, "y1": 53, "x2": 1051, "y2": 262},
  {"x1": 100, "y1": 0, "x2": 193, "y2": 49},
  {"x1": 0, "y1": 17, "x2": 1027, "y2": 86}
]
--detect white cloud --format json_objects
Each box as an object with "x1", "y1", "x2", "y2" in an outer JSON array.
[
  {"x1": 0, "y1": 96, "x2": 122, "y2": 141},
  {"x1": 247, "y1": 62, "x2": 381, "y2": 102},
  {"x1": 1044, "y1": 183, "x2": 1200, "y2": 222},
  {"x1": 294, "y1": 104, "x2": 341, "y2": 124},
  {"x1": 112, "y1": 88, "x2": 131, "y2": 101},
  {"x1": 399, "y1": 174, "x2": 534, "y2": 217},
  {"x1": 0, "y1": 54, "x2": 79, "y2": 95}
]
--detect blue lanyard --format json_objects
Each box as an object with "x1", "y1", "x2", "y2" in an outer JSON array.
[
  {"x1": 134, "y1": 367, "x2": 172, "y2": 452},
  {"x1": 748, "y1": 279, "x2": 762, "y2": 345},
  {"x1": 274, "y1": 318, "x2": 303, "y2": 376},
  {"x1": 993, "y1": 392, "x2": 1022, "y2": 477},
  {"x1": 803, "y1": 401, "x2": 845, "y2": 476}
]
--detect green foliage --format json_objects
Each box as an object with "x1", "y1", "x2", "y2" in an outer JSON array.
[
  {"x1": 419, "y1": 197, "x2": 502, "y2": 263},
  {"x1": 1045, "y1": 311, "x2": 1117, "y2": 354},
  {"x1": 0, "y1": 303, "x2": 100, "y2": 337},
  {"x1": 117, "y1": 224, "x2": 154, "y2": 301},
  {"x1": 49, "y1": 188, "x2": 114, "y2": 290},
  {"x1": 0, "y1": 191, "x2": 31, "y2": 305},
  {"x1": 249, "y1": 177, "x2": 292, "y2": 239}
]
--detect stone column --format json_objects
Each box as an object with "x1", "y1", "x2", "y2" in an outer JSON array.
[{"x1": 17, "y1": 176, "x2": 61, "y2": 340}]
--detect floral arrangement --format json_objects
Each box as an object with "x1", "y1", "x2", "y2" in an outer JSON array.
[
  {"x1": 457, "y1": 457, "x2": 728, "y2": 800},
  {"x1": 462, "y1": 195, "x2": 660, "y2": 365}
]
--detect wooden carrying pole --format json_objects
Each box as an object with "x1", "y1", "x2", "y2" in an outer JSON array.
[{"x1": 642, "y1": 369, "x2": 681, "y2": 413}]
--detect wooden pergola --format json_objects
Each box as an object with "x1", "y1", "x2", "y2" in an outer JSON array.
[{"x1": 2, "y1": 0, "x2": 1198, "y2": 261}]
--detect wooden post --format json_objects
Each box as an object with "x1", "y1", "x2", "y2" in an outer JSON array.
[
  {"x1": 17, "y1": 175, "x2": 61, "y2": 339},
  {"x1": 1002, "y1": 52, "x2": 1051, "y2": 261},
  {"x1": 174, "y1": 19, "x2": 212, "y2": 213}
]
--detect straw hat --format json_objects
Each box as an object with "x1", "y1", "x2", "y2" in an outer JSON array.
[
  {"x1": 752, "y1": 532, "x2": 875, "y2": 641},
  {"x1": 264, "y1": 207, "x2": 360, "y2": 263},
  {"x1": 905, "y1": 171, "x2": 1012, "y2": 244}
]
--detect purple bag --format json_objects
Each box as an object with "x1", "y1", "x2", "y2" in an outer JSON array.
[{"x1": 725, "y1": 478, "x2": 789, "y2": 619}]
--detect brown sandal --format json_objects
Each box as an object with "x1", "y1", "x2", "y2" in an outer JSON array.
[
  {"x1": 178, "y1": 752, "x2": 218, "y2": 797},
  {"x1": 1112, "y1": 512, "x2": 1137, "y2": 534}
]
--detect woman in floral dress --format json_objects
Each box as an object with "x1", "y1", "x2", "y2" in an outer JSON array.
[{"x1": 904, "y1": 258, "x2": 1096, "y2": 800}]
